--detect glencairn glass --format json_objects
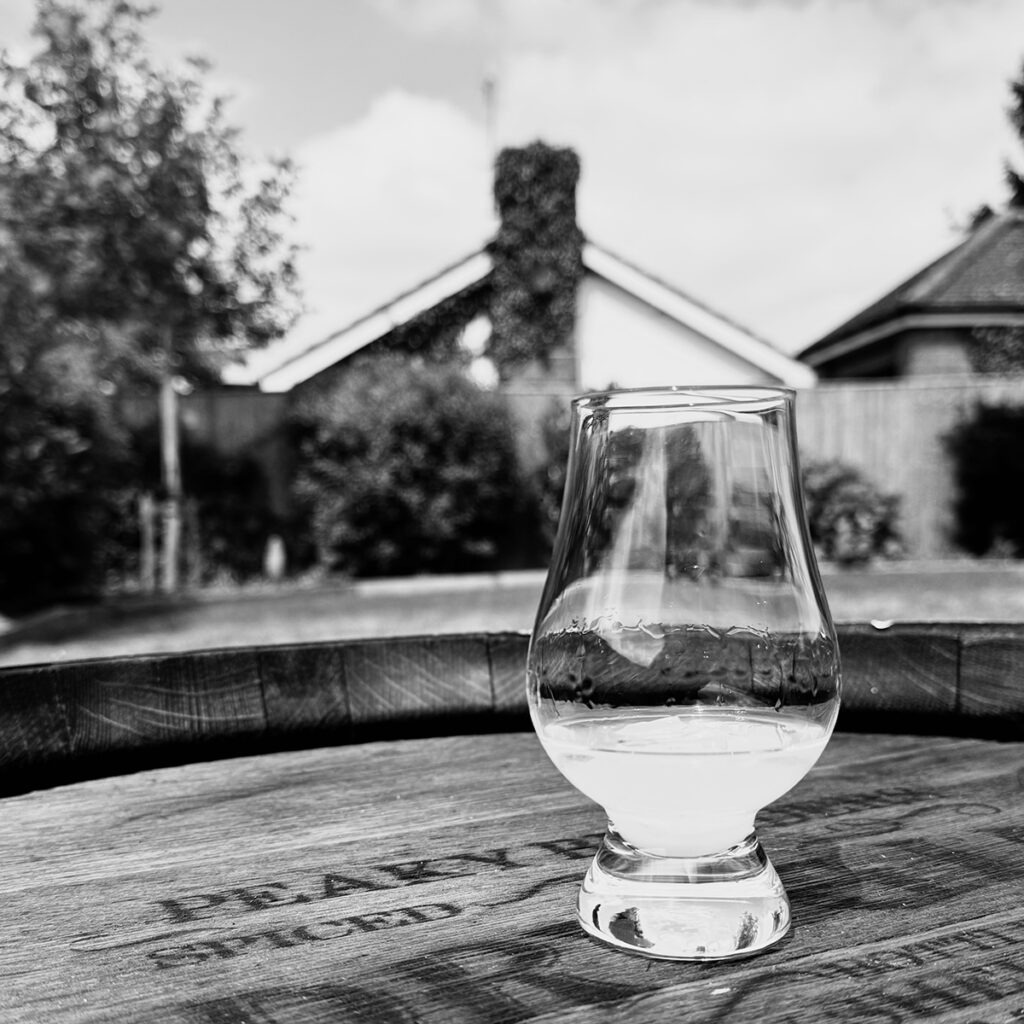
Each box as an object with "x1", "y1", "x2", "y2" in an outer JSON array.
[{"x1": 527, "y1": 386, "x2": 840, "y2": 959}]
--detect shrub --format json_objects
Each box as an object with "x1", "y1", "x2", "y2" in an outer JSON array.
[
  {"x1": 801, "y1": 458, "x2": 902, "y2": 565},
  {"x1": 532, "y1": 412, "x2": 900, "y2": 570},
  {"x1": 289, "y1": 356, "x2": 539, "y2": 577},
  {"x1": 945, "y1": 403, "x2": 1024, "y2": 556},
  {"x1": 969, "y1": 326, "x2": 1024, "y2": 374},
  {"x1": 532, "y1": 399, "x2": 571, "y2": 550},
  {"x1": 0, "y1": 389, "x2": 136, "y2": 613}
]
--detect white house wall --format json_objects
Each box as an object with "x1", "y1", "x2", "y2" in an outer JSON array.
[
  {"x1": 575, "y1": 274, "x2": 776, "y2": 390},
  {"x1": 577, "y1": 274, "x2": 774, "y2": 389}
]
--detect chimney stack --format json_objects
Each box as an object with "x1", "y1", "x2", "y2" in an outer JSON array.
[{"x1": 487, "y1": 142, "x2": 584, "y2": 380}]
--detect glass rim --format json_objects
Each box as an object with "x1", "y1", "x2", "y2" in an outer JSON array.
[{"x1": 572, "y1": 385, "x2": 794, "y2": 412}]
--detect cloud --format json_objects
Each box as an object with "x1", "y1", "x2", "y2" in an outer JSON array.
[
  {"x1": 0, "y1": 0, "x2": 33, "y2": 23},
  {"x1": 485, "y1": 0, "x2": 1024, "y2": 347},
  {"x1": 368, "y1": 0, "x2": 485, "y2": 36},
  {"x1": 0, "y1": 0, "x2": 38, "y2": 61},
  {"x1": 341, "y1": 0, "x2": 1024, "y2": 349},
  {"x1": 5, "y1": 0, "x2": 1023, "y2": 360},
  {"x1": 283, "y1": 90, "x2": 495, "y2": 354},
  {"x1": 246, "y1": 0, "x2": 1024, "y2": 373}
]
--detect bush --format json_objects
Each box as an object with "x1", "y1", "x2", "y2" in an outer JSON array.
[
  {"x1": 0, "y1": 390, "x2": 136, "y2": 614},
  {"x1": 530, "y1": 413, "x2": 901, "y2": 570},
  {"x1": 945, "y1": 403, "x2": 1024, "y2": 556},
  {"x1": 289, "y1": 356, "x2": 540, "y2": 577},
  {"x1": 532, "y1": 399, "x2": 571, "y2": 550},
  {"x1": 801, "y1": 458, "x2": 902, "y2": 565}
]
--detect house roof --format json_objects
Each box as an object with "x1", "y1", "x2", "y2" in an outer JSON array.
[
  {"x1": 248, "y1": 241, "x2": 815, "y2": 393},
  {"x1": 581, "y1": 242, "x2": 815, "y2": 388},
  {"x1": 800, "y1": 208, "x2": 1024, "y2": 368},
  {"x1": 240, "y1": 250, "x2": 492, "y2": 393}
]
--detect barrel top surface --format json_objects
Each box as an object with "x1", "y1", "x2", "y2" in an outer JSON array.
[{"x1": 1, "y1": 728, "x2": 1022, "y2": 1023}]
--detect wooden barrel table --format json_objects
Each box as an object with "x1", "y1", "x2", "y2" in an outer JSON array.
[{"x1": 1, "y1": 625, "x2": 1022, "y2": 1023}]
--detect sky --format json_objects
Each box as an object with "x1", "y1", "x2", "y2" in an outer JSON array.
[{"x1": 3, "y1": 0, "x2": 1024, "y2": 361}]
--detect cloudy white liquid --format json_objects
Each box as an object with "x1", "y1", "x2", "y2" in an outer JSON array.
[{"x1": 540, "y1": 709, "x2": 831, "y2": 857}]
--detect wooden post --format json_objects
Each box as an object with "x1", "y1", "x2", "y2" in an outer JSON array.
[
  {"x1": 138, "y1": 492, "x2": 156, "y2": 594},
  {"x1": 183, "y1": 498, "x2": 202, "y2": 589},
  {"x1": 263, "y1": 534, "x2": 287, "y2": 582},
  {"x1": 159, "y1": 366, "x2": 182, "y2": 595}
]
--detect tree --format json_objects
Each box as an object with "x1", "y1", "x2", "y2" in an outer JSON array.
[
  {"x1": 0, "y1": 363, "x2": 137, "y2": 610},
  {"x1": 962, "y1": 60, "x2": 1024, "y2": 372},
  {"x1": 0, "y1": 0, "x2": 300, "y2": 601},
  {"x1": 1006, "y1": 58, "x2": 1024, "y2": 207},
  {"x1": 945, "y1": 404, "x2": 1024, "y2": 557}
]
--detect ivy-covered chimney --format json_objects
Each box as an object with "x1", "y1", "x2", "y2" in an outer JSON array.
[{"x1": 487, "y1": 142, "x2": 584, "y2": 381}]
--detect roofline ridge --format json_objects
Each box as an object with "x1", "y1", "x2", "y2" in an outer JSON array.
[
  {"x1": 257, "y1": 233, "x2": 814, "y2": 392},
  {"x1": 254, "y1": 246, "x2": 492, "y2": 390},
  {"x1": 902, "y1": 212, "x2": 1007, "y2": 303},
  {"x1": 799, "y1": 214, "x2": 1008, "y2": 357},
  {"x1": 311, "y1": 245, "x2": 491, "y2": 351},
  {"x1": 582, "y1": 239, "x2": 781, "y2": 351}
]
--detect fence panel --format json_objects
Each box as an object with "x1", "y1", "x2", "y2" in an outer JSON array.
[
  {"x1": 132, "y1": 375, "x2": 1024, "y2": 560},
  {"x1": 796, "y1": 375, "x2": 1024, "y2": 557}
]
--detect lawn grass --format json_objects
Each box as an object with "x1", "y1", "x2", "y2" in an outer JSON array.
[{"x1": 2, "y1": 561, "x2": 1023, "y2": 668}]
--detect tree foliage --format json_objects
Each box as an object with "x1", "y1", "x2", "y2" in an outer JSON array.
[
  {"x1": 290, "y1": 356, "x2": 539, "y2": 577},
  {"x1": 487, "y1": 141, "x2": 584, "y2": 379},
  {"x1": 966, "y1": 60, "x2": 1024, "y2": 370},
  {"x1": 0, "y1": 386, "x2": 136, "y2": 610},
  {"x1": 945, "y1": 403, "x2": 1024, "y2": 557},
  {"x1": 0, "y1": 0, "x2": 300, "y2": 388},
  {"x1": 968, "y1": 325, "x2": 1024, "y2": 374},
  {"x1": 533, "y1": 399, "x2": 571, "y2": 549},
  {"x1": 1006, "y1": 59, "x2": 1024, "y2": 207},
  {"x1": 0, "y1": 0, "x2": 300, "y2": 609}
]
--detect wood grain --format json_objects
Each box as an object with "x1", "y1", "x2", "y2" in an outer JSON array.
[
  {"x1": 342, "y1": 635, "x2": 492, "y2": 725},
  {"x1": 1, "y1": 625, "x2": 1022, "y2": 795},
  {"x1": 959, "y1": 629, "x2": 1024, "y2": 720},
  {"x1": 258, "y1": 644, "x2": 351, "y2": 745},
  {"x1": 834, "y1": 623, "x2": 958, "y2": 716},
  {"x1": 0, "y1": 730, "x2": 1021, "y2": 1023}
]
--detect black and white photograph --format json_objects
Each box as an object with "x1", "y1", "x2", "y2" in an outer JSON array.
[{"x1": 1, "y1": 2, "x2": 1023, "y2": 1021}]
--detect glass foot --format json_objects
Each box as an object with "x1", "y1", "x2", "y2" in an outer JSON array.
[{"x1": 576, "y1": 830, "x2": 790, "y2": 960}]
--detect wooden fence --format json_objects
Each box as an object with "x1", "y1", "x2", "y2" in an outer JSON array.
[
  {"x1": 128, "y1": 374, "x2": 1024, "y2": 562},
  {"x1": 796, "y1": 374, "x2": 1024, "y2": 558}
]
